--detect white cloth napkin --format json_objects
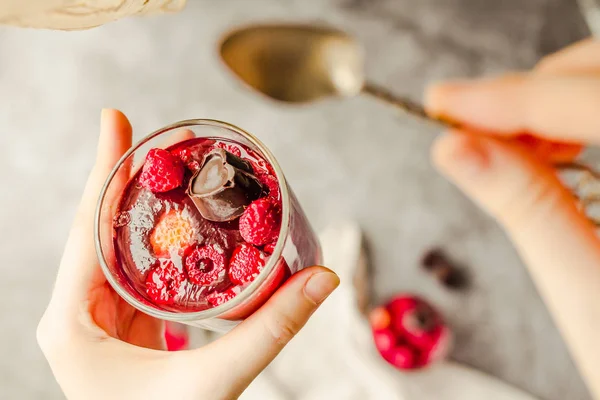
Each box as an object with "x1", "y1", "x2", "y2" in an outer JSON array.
[{"x1": 240, "y1": 221, "x2": 539, "y2": 400}]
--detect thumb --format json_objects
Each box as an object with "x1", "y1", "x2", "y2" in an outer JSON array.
[
  {"x1": 432, "y1": 131, "x2": 600, "y2": 398},
  {"x1": 202, "y1": 266, "x2": 339, "y2": 397}
]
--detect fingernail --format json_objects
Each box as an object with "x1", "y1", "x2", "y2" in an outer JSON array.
[
  {"x1": 433, "y1": 132, "x2": 491, "y2": 182},
  {"x1": 100, "y1": 108, "x2": 110, "y2": 125},
  {"x1": 99, "y1": 109, "x2": 114, "y2": 140},
  {"x1": 425, "y1": 80, "x2": 476, "y2": 115},
  {"x1": 304, "y1": 272, "x2": 340, "y2": 304}
]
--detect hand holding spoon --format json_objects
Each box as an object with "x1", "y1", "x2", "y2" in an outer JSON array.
[{"x1": 218, "y1": 23, "x2": 600, "y2": 222}]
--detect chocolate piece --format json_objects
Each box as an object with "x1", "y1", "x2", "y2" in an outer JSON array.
[
  {"x1": 421, "y1": 248, "x2": 469, "y2": 290},
  {"x1": 187, "y1": 148, "x2": 264, "y2": 222}
]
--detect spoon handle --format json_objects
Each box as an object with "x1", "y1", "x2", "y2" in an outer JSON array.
[
  {"x1": 362, "y1": 82, "x2": 460, "y2": 129},
  {"x1": 362, "y1": 81, "x2": 600, "y2": 226}
]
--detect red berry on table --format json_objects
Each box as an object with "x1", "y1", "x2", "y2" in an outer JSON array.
[
  {"x1": 239, "y1": 198, "x2": 281, "y2": 246},
  {"x1": 372, "y1": 294, "x2": 450, "y2": 370},
  {"x1": 417, "y1": 325, "x2": 452, "y2": 367},
  {"x1": 229, "y1": 243, "x2": 267, "y2": 285},
  {"x1": 369, "y1": 306, "x2": 392, "y2": 331},
  {"x1": 388, "y1": 295, "x2": 418, "y2": 315},
  {"x1": 391, "y1": 296, "x2": 442, "y2": 351},
  {"x1": 145, "y1": 261, "x2": 185, "y2": 305},
  {"x1": 184, "y1": 244, "x2": 227, "y2": 286},
  {"x1": 383, "y1": 345, "x2": 416, "y2": 370},
  {"x1": 139, "y1": 148, "x2": 185, "y2": 193},
  {"x1": 373, "y1": 329, "x2": 396, "y2": 353}
]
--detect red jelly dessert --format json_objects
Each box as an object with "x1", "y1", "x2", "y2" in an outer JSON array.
[
  {"x1": 369, "y1": 295, "x2": 451, "y2": 370},
  {"x1": 97, "y1": 120, "x2": 322, "y2": 330},
  {"x1": 113, "y1": 137, "x2": 286, "y2": 314}
]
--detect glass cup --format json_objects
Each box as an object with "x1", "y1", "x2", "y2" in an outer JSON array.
[{"x1": 95, "y1": 119, "x2": 322, "y2": 332}]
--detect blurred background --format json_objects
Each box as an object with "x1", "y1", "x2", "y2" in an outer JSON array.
[{"x1": 0, "y1": 0, "x2": 594, "y2": 398}]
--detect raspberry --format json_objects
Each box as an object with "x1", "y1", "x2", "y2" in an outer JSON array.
[
  {"x1": 388, "y1": 296, "x2": 417, "y2": 315},
  {"x1": 263, "y1": 240, "x2": 277, "y2": 255},
  {"x1": 214, "y1": 142, "x2": 242, "y2": 157},
  {"x1": 417, "y1": 325, "x2": 452, "y2": 367},
  {"x1": 373, "y1": 329, "x2": 396, "y2": 353},
  {"x1": 139, "y1": 148, "x2": 185, "y2": 193},
  {"x1": 239, "y1": 198, "x2": 281, "y2": 246},
  {"x1": 382, "y1": 346, "x2": 416, "y2": 370},
  {"x1": 187, "y1": 161, "x2": 201, "y2": 172},
  {"x1": 207, "y1": 287, "x2": 240, "y2": 307},
  {"x1": 389, "y1": 295, "x2": 445, "y2": 352},
  {"x1": 228, "y1": 243, "x2": 267, "y2": 285},
  {"x1": 150, "y1": 210, "x2": 195, "y2": 257},
  {"x1": 256, "y1": 171, "x2": 280, "y2": 199},
  {"x1": 251, "y1": 158, "x2": 273, "y2": 175},
  {"x1": 172, "y1": 147, "x2": 193, "y2": 164},
  {"x1": 369, "y1": 306, "x2": 392, "y2": 331},
  {"x1": 171, "y1": 146, "x2": 203, "y2": 172},
  {"x1": 145, "y1": 261, "x2": 185, "y2": 305},
  {"x1": 184, "y1": 244, "x2": 227, "y2": 285},
  {"x1": 372, "y1": 295, "x2": 451, "y2": 370}
]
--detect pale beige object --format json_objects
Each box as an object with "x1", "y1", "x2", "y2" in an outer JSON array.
[
  {"x1": 0, "y1": 0, "x2": 186, "y2": 30},
  {"x1": 241, "y1": 222, "x2": 540, "y2": 400}
]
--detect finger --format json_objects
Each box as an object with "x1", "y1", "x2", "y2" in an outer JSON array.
[
  {"x1": 511, "y1": 134, "x2": 583, "y2": 164},
  {"x1": 426, "y1": 74, "x2": 600, "y2": 145},
  {"x1": 190, "y1": 267, "x2": 339, "y2": 398},
  {"x1": 162, "y1": 128, "x2": 195, "y2": 147},
  {"x1": 432, "y1": 131, "x2": 600, "y2": 397},
  {"x1": 125, "y1": 312, "x2": 165, "y2": 351},
  {"x1": 535, "y1": 38, "x2": 600, "y2": 75},
  {"x1": 50, "y1": 110, "x2": 132, "y2": 316}
]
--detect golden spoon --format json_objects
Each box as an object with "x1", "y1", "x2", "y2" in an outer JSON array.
[
  {"x1": 218, "y1": 23, "x2": 455, "y2": 128},
  {"x1": 218, "y1": 22, "x2": 600, "y2": 222}
]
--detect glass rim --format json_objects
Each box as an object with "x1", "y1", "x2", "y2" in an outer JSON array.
[{"x1": 94, "y1": 119, "x2": 291, "y2": 322}]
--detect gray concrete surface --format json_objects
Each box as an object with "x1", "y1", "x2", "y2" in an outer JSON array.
[{"x1": 0, "y1": 0, "x2": 593, "y2": 399}]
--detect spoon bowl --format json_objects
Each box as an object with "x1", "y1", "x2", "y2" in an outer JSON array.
[
  {"x1": 219, "y1": 23, "x2": 365, "y2": 103},
  {"x1": 218, "y1": 23, "x2": 449, "y2": 124}
]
